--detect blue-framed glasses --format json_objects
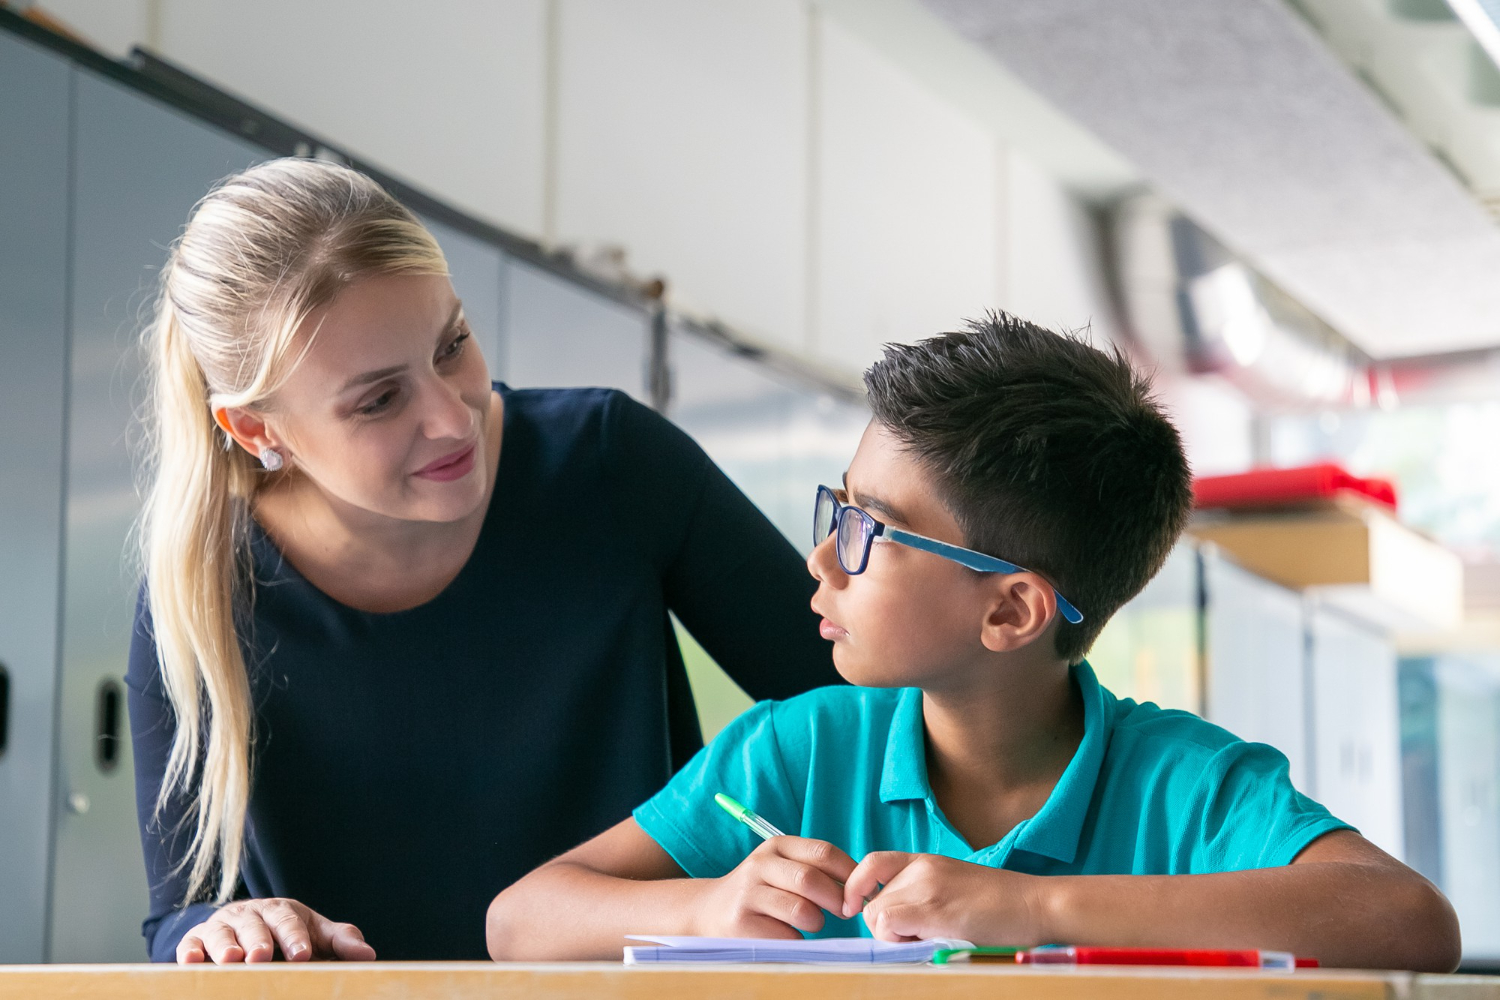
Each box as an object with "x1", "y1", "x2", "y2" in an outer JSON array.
[{"x1": 813, "y1": 485, "x2": 1084, "y2": 625}]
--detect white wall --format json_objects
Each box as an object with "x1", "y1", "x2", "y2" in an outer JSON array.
[
  {"x1": 36, "y1": 0, "x2": 1117, "y2": 376},
  {"x1": 813, "y1": 14, "x2": 998, "y2": 370}
]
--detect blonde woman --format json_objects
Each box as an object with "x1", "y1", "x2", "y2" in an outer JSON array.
[{"x1": 127, "y1": 158, "x2": 838, "y2": 963}]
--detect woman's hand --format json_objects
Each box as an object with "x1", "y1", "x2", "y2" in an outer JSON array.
[
  {"x1": 842, "y1": 852, "x2": 1046, "y2": 946},
  {"x1": 692, "y1": 837, "x2": 858, "y2": 939},
  {"x1": 176, "y1": 898, "x2": 376, "y2": 963}
]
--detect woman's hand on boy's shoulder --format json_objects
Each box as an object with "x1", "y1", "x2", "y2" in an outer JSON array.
[
  {"x1": 692, "y1": 837, "x2": 857, "y2": 940},
  {"x1": 843, "y1": 852, "x2": 1046, "y2": 946}
]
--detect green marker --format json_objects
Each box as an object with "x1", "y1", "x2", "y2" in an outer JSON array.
[{"x1": 714, "y1": 792, "x2": 786, "y2": 841}]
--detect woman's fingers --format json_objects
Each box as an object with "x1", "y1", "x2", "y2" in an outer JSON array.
[
  {"x1": 175, "y1": 934, "x2": 207, "y2": 963},
  {"x1": 260, "y1": 899, "x2": 315, "y2": 961},
  {"x1": 311, "y1": 914, "x2": 377, "y2": 961},
  {"x1": 198, "y1": 919, "x2": 250, "y2": 963},
  {"x1": 222, "y1": 907, "x2": 279, "y2": 962}
]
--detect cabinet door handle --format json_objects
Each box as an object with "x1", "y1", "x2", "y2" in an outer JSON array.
[
  {"x1": 95, "y1": 678, "x2": 121, "y2": 772},
  {"x1": 0, "y1": 661, "x2": 9, "y2": 758}
]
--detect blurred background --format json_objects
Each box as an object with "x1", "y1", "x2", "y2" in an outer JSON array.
[{"x1": 6, "y1": 0, "x2": 1500, "y2": 969}]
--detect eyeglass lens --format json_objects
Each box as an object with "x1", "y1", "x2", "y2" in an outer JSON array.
[{"x1": 814, "y1": 488, "x2": 837, "y2": 548}]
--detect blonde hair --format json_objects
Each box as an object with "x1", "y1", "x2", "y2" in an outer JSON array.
[{"x1": 140, "y1": 158, "x2": 448, "y2": 904}]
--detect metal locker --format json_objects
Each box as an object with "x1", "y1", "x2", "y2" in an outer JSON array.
[
  {"x1": 1307, "y1": 603, "x2": 1404, "y2": 861},
  {"x1": 1202, "y1": 548, "x2": 1312, "y2": 791},
  {"x1": 0, "y1": 28, "x2": 71, "y2": 965},
  {"x1": 48, "y1": 67, "x2": 266, "y2": 962}
]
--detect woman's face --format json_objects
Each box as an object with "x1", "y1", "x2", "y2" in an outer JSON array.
[{"x1": 255, "y1": 272, "x2": 495, "y2": 526}]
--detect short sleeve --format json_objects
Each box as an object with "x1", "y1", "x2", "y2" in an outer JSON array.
[
  {"x1": 1180, "y1": 741, "x2": 1356, "y2": 872},
  {"x1": 632, "y1": 700, "x2": 802, "y2": 878}
]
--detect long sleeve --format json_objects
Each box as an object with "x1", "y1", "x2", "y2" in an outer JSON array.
[
  {"x1": 123, "y1": 586, "x2": 223, "y2": 962},
  {"x1": 600, "y1": 391, "x2": 841, "y2": 702}
]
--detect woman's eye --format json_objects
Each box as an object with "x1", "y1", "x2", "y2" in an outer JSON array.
[
  {"x1": 439, "y1": 330, "x2": 470, "y2": 361},
  {"x1": 359, "y1": 389, "x2": 397, "y2": 415}
]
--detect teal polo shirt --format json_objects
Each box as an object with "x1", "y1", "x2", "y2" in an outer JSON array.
[{"x1": 633, "y1": 661, "x2": 1352, "y2": 937}]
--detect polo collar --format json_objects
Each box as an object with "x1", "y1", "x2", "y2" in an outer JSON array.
[{"x1": 876, "y1": 661, "x2": 1111, "y2": 864}]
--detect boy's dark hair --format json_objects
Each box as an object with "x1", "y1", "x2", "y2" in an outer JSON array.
[{"x1": 863, "y1": 312, "x2": 1192, "y2": 663}]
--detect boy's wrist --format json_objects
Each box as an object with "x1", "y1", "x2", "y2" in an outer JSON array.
[{"x1": 1021, "y1": 872, "x2": 1066, "y2": 945}]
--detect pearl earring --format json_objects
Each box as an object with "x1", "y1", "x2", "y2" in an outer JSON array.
[{"x1": 258, "y1": 446, "x2": 284, "y2": 472}]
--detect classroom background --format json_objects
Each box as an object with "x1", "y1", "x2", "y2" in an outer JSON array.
[{"x1": 6, "y1": 0, "x2": 1500, "y2": 971}]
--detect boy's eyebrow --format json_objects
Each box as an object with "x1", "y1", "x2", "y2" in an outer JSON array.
[{"x1": 840, "y1": 473, "x2": 910, "y2": 526}]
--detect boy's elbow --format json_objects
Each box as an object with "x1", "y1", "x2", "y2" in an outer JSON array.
[
  {"x1": 1391, "y1": 874, "x2": 1462, "y2": 973},
  {"x1": 1415, "y1": 882, "x2": 1462, "y2": 973}
]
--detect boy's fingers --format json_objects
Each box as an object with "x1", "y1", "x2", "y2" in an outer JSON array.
[
  {"x1": 867, "y1": 902, "x2": 926, "y2": 943},
  {"x1": 751, "y1": 885, "x2": 827, "y2": 935},
  {"x1": 772, "y1": 837, "x2": 858, "y2": 882},
  {"x1": 843, "y1": 852, "x2": 914, "y2": 917},
  {"x1": 760, "y1": 856, "x2": 847, "y2": 916}
]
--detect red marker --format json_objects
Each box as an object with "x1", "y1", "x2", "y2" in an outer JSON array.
[{"x1": 1018, "y1": 947, "x2": 1318, "y2": 970}]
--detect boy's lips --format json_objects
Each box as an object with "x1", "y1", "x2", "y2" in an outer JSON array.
[{"x1": 812, "y1": 601, "x2": 847, "y2": 640}]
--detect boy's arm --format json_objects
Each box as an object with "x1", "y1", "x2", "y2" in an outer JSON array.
[
  {"x1": 487, "y1": 817, "x2": 856, "y2": 961},
  {"x1": 844, "y1": 830, "x2": 1461, "y2": 972}
]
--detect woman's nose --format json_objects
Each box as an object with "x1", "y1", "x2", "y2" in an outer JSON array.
[{"x1": 421, "y1": 378, "x2": 474, "y2": 440}]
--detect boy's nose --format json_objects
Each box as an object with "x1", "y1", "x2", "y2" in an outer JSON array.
[{"x1": 806, "y1": 533, "x2": 846, "y2": 586}]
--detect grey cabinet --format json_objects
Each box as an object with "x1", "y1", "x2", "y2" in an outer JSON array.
[
  {"x1": 1307, "y1": 604, "x2": 1404, "y2": 860},
  {"x1": 1202, "y1": 548, "x2": 1312, "y2": 791},
  {"x1": 0, "y1": 28, "x2": 71, "y2": 965},
  {"x1": 47, "y1": 68, "x2": 267, "y2": 963}
]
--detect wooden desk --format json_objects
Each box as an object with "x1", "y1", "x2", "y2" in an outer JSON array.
[{"x1": 1, "y1": 962, "x2": 1494, "y2": 1000}]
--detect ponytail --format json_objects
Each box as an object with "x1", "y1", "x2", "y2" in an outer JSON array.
[{"x1": 138, "y1": 158, "x2": 447, "y2": 903}]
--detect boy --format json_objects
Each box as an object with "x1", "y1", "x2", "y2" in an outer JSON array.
[{"x1": 486, "y1": 314, "x2": 1459, "y2": 970}]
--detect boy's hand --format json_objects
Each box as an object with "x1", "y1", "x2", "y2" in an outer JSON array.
[
  {"x1": 693, "y1": 837, "x2": 858, "y2": 939},
  {"x1": 843, "y1": 852, "x2": 1045, "y2": 945}
]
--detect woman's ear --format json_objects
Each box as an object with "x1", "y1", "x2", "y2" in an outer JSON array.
[
  {"x1": 213, "y1": 405, "x2": 277, "y2": 459},
  {"x1": 978, "y1": 573, "x2": 1059, "y2": 653}
]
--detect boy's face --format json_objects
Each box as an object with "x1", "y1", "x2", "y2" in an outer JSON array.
[{"x1": 807, "y1": 420, "x2": 1048, "y2": 689}]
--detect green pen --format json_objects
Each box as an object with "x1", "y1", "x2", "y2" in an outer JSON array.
[
  {"x1": 714, "y1": 792, "x2": 786, "y2": 841},
  {"x1": 716, "y1": 792, "x2": 874, "y2": 906}
]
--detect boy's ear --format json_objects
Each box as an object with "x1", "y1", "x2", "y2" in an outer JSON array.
[{"x1": 978, "y1": 573, "x2": 1060, "y2": 654}]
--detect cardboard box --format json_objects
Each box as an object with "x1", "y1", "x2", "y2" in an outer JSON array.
[{"x1": 1188, "y1": 498, "x2": 1463, "y2": 630}]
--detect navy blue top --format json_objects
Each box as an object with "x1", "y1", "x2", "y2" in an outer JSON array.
[{"x1": 126, "y1": 385, "x2": 840, "y2": 961}]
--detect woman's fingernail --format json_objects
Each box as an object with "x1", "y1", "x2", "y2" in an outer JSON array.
[{"x1": 291, "y1": 943, "x2": 309, "y2": 958}]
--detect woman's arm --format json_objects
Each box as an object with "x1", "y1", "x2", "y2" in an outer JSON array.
[
  {"x1": 125, "y1": 587, "x2": 220, "y2": 961},
  {"x1": 602, "y1": 393, "x2": 840, "y2": 701},
  {"x1": 127, "y1": 587, "x2": 374, "y2": 964}
]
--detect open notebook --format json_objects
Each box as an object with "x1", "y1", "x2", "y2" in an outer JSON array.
[{"x1": 622, "y1": 935, "x2": 974, "y2": 965}]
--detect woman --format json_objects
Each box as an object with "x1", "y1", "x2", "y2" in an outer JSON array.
[{"x1": 126, "y1": 158, "x2": 838, "y2": 963}]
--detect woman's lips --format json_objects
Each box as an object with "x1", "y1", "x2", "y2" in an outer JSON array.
[{"x1": 414, "y1": 443, "x2": 476, "y2": 482}]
